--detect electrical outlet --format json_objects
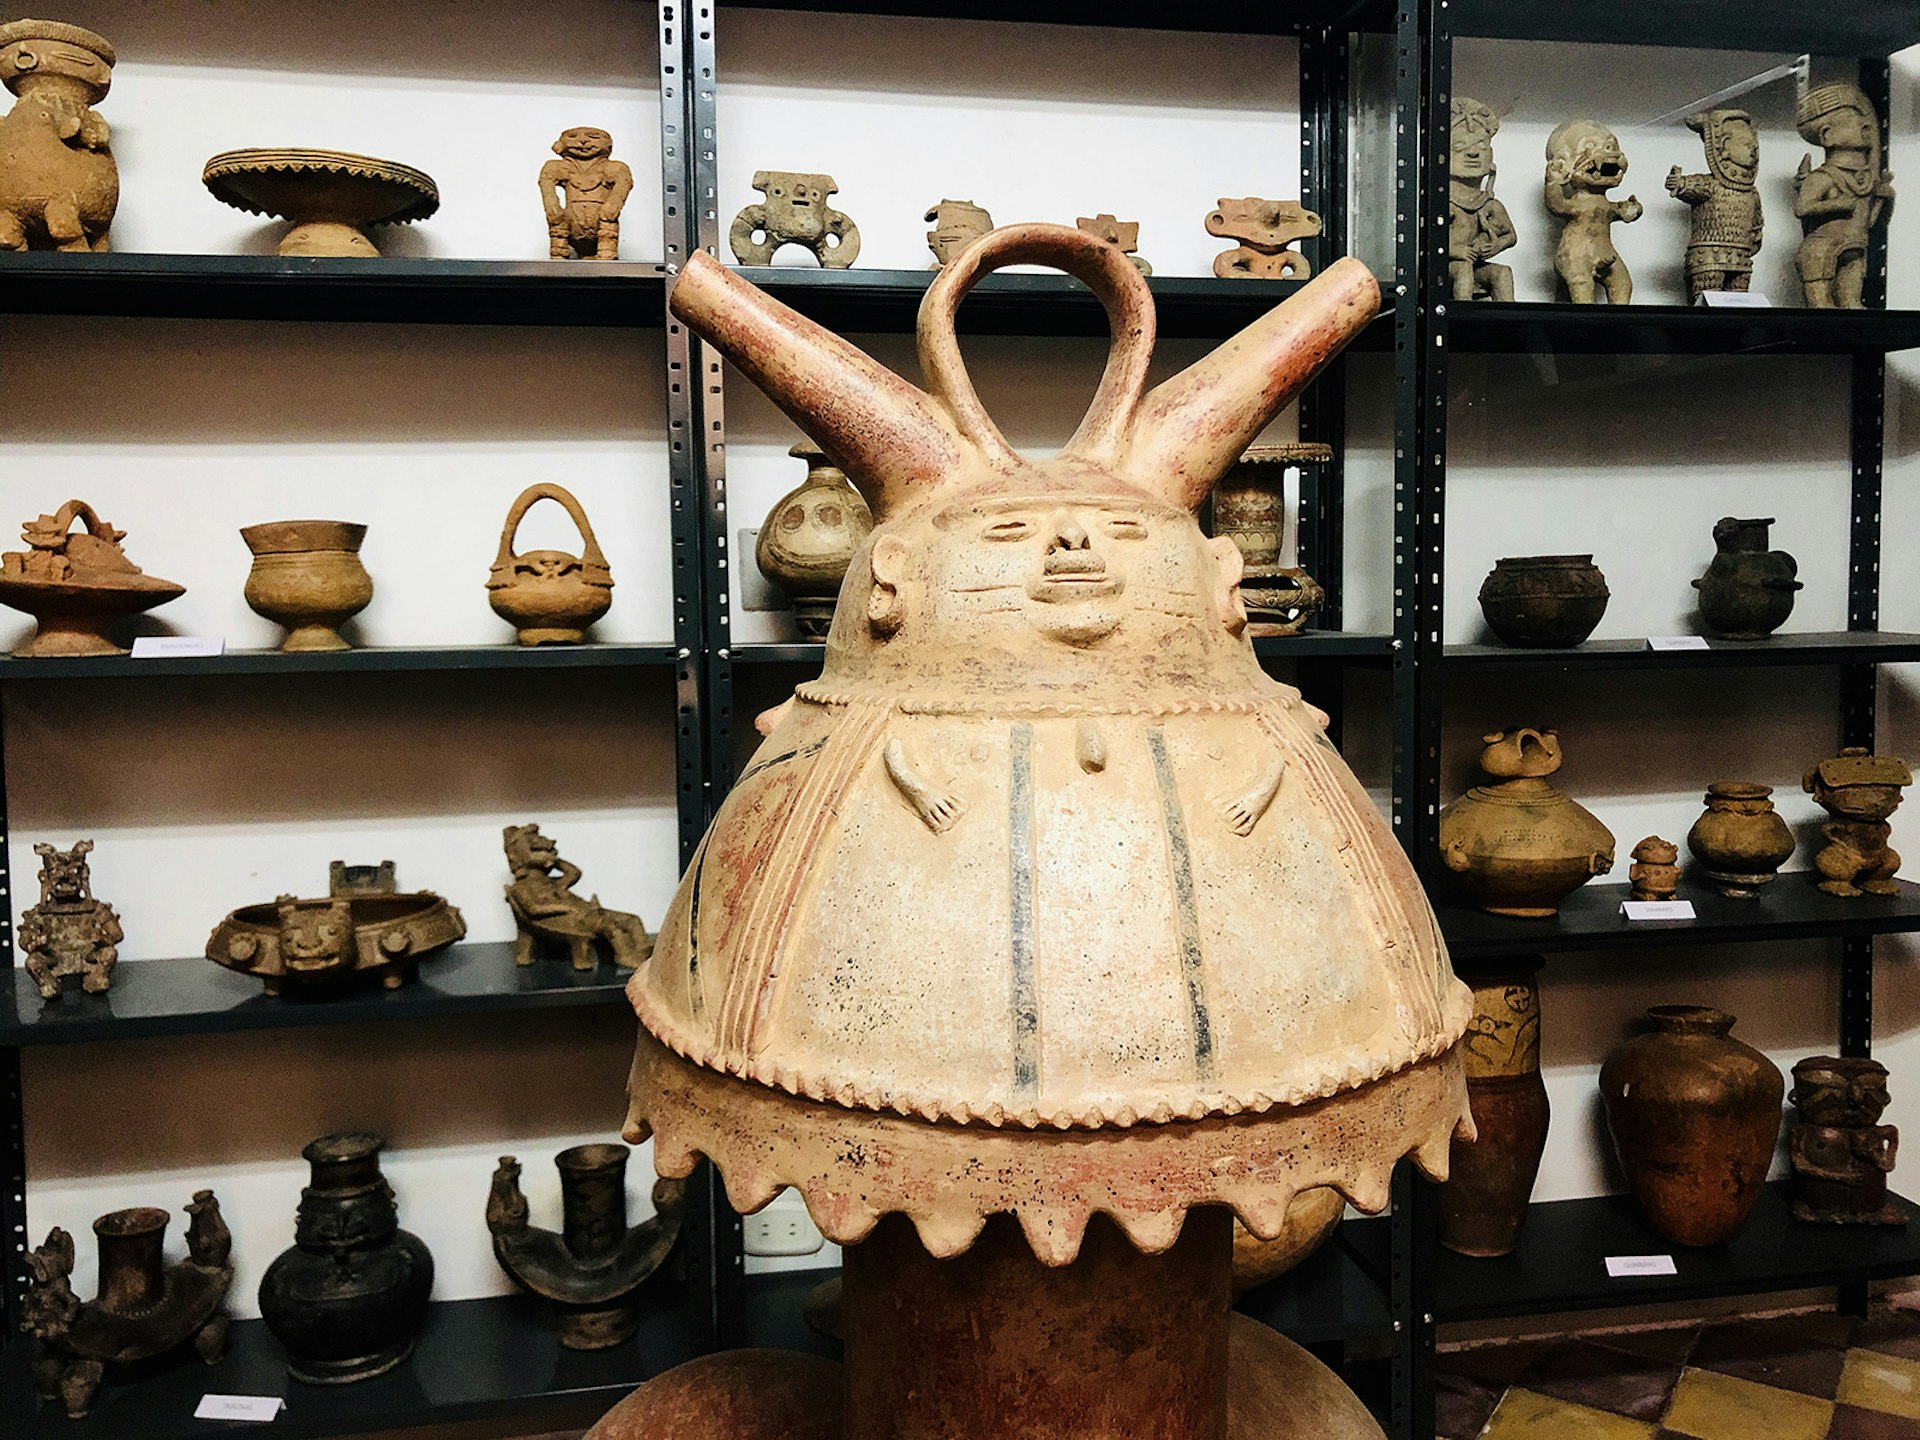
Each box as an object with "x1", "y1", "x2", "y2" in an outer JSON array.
[{"x1": 742, "y1": 1190, "x2": 825, "y2": 1257}]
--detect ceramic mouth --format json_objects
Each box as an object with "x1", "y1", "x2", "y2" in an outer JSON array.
[
  {"x1": 1029, "y1": 560, "x2": 1121, "y2": 603},
  {"x1": 1597, "y1": 162, "x2": 1622, "y2": 180}
]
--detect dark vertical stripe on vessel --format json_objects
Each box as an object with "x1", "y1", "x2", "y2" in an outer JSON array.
[
  {"x1": 1009, "y1": 721, "x2": 1040, "y2": 1099},
  {"x1": 1147, "y1": 727, "x2": 1216, "y2": 1082},
  {"x1": 685, "y1": 832, "x2": 711, "y2": 1021}
]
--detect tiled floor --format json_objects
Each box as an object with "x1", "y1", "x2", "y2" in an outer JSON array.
[{"x1": 1439, "y1": 1309, "x2": 1920, "y2": 1439}]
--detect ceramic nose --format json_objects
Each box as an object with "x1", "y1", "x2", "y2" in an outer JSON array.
[{"x1": 1049, "y1": 515, "x2": 1091, "y2": 551}]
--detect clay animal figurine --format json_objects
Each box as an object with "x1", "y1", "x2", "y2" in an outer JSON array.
[
  {"x1": 24, "y1": 1193, "x2": 233, "y2": 1419},
  {"x1": 924, "y1": 198, "x2": 992, "y2": 268},
  {"x1": 1449, "y1": 97, "x2": 1516, "y2": 301},
  {"x1": 1076, "y1": 212, "x2": 1151, "y2": 274},
  {"x1": 1206, "y1": 196, "x2": 1322, "y2": 280},
  {"x1": 1789, "y1": 1056, "x2": 1904, "y2": 1225},
  {"x1": 1544, "y1": 119, "x2": 1642, "y2": 304},
  {"x1": 731, "y1": 170, "x2": 859, "y2": 268},
  {"x1": 1628, "y1": 836, "x2": 1679, "y2": 902},
  {"x1": 1692, "y1": 515, "x2": 1801, "y2": 640},
  {"x1": 487, "y1": 483, "x2": 615, "y2": 644},
  {"x1": 0, "y1": 499, "x2": 185, "y2": 657},
  {"x1": 20, "y1": 839, "x2": 122, "y2": 1001},
  {"x1": 503, "y1": 823, "x2": 653, "y2": 970},
  {"x1": 1794, "y1": 83, "x2": 1894, "y2": 309},
  {"x1": 1803, "y1": 748, "x2": 1913, "y2": 897},
  {"x1": 1666, "y1": 109, "x2": 1763, "y2": 303},
  {"x1": 0, "y1": 19, "x2": 116, "y2": 253},
  {"x1": 541, "y1": 126, "x2": 632, "y2": 260}
]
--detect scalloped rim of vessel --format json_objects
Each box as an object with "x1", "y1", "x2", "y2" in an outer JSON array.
[{"x1": 201, "y1": 148, "x2": 440, "y2": 224}]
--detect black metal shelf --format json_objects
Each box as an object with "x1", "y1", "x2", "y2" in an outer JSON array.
[
  {"x1": 0, "y1": 254, "x2": 669, "y2": 327},
  {"x1": 712, "y1": 0, "x2": 1396, "y2": 35},
  {"x1": 1446, "y1": 303, "x2": 1920, "y2": 357},
  {"x1": 1441, "y1": 878, "x2": 1920, "y2": 963},
  {"x1": 1445, "y1": 632, "x2": 1920, "y2": 673},
  {"x1": 0, "y1": 944, "x2": 632, "y2": 1048},
  {"x1": 1448, "y1": 0, "x2": 1920, "y2": 53},
  {"x1": 1432, "y1": 1182, "x2": 1920, "y2": 1324},
  {"x1": 0, "y1": 643, "x2": 681, "y2": 682},
  {"x1": 0, "y1": 1289, "x2": 696, "y2": 1440}
]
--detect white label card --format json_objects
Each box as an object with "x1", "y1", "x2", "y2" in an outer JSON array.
[
  {"x1": 1606, "y1": 1254, "x2": 1679, "y2": 1278},
  {"x1": 194, "y1": 1395, "x2": 285, "y2": 1422},
  {"x1": 1695, "y1": 290, "x2": 1774, "y2": 308},
  {"x1": 1622, "y1": 900, "x2": 1698, "y2": 922},
  {"x1": 1646, "y1": 636, "x2": 1711, "y2": 652},
  {"x1": 131, "y1": 636, "x2": 226, "y2": 658}
]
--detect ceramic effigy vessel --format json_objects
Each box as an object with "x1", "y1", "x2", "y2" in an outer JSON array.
[
  {"x1": 755, "y1": 443, "x2": 874, "y2": 638},
  {"x1": 1686, "y1": 781, "x2": 1794, "y2": 897},
  {"x1": 584, "y1": 224, "x2": 1472, "y2": 1440},
  {"x1": 0, "y1": 19, "x2": 117, "y2": 252},
  {"x1": 487, "y1": 483, "x2": 615, "y2": 644},
  {"x1": 20, "y1": 839, "x2": 122, "y2": 1000},
  {"x1": 1804, "y1": 748, "x2": 1912, "y2": 896},
  {"x1": 1477, "y1": 555, "x2": 1608, "y2": 648},
  {"x1": 1692, "y1": 515, "x2": 1801, "y2": 640},
  {"x1": 202, "y1": 148, "x2": 438, "y2": 257},
  {"x1": 925, "y1": 198, "x2": 992, "y2": 267},
  {"x1": 1434, "y1": 963, "x2": 1549, "y2": 1257},
  {"x1": 1628, "y1": 836, "x2": 1680, "y2": 901},
  {"x1": 1789, "y1": 1056, "x2": 1904, "y2": 1225},
  {"x1": 241, "y1": 520, "x2": 373, "y2": 652},
  {"x1": 1439, "y1": 728, "x2": 1615, "y2": 917},
  {"x1": 0, "y1": 499, "x2": 184, "y2": 656}
]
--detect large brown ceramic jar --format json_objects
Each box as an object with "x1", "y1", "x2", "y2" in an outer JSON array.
[
  {"x1": 1435, "y1": 962, "x2": 1550, "y2": 1257},
  {"x1": 1686, "y1": 781, "x2": 1795, "y2": 897},
  {"x1": 1439, "y1": 728, "x2": 1615, "y2": 917},
  {"x1": 1477, "y1": 555, "x2": 1609, "y2": 648},
  {"x1": 242, "y1": 521, "x2": 373, "y2": 652},
  {"x1": 755, "y1": 443, "x2": 873, "y2": 639},
  {"x1": 1598, "y1": 1006, "x2": 1784, "y2": 1247}
]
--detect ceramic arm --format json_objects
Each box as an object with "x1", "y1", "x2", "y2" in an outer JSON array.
[
  {"x1": 601, "y1": 162, "x2": 635, "y2": 222},
  {"x1": 1219, "y1": 749, "x2": 1286, "y2": 837},
  {"x1": 884, "y1": 735, "x2": 966, "y2": 834},
  {"x1": 538, "y1": 160, "x2": 568, "y2": 226}
]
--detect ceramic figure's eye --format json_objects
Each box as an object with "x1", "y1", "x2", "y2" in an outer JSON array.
[
  {"x1": 982, "y1": 517, "x2": 1035, "y2": 542},
  {"x1": 1103, "y1": 516, "x2": 1148, "y2": 540}
]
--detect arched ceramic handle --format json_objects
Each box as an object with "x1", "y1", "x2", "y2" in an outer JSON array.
[{"x1": 493, "y1": 483, "x2": 610, "y2": 575}]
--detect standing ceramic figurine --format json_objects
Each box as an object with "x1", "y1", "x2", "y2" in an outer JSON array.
[
  {"x1": 1692, "y1": 515, "x2": 1801, "y2": 639},
  {"x1": 924, "y1": 199, "x2": 992, "y2": 268},
  {"x1": 1449, "y1": 98, "x2": 1516, "y2": 301},
  {"x1": 1628, "y1": 837, "x2": 1679, "y2": 902},
  {"x1": 1544, "y1": 119, "x2": 1641, "y2": 304},
  {"x1": 20, "y1": 839, "x2": 121, "y2": 1000},
  {"x1": 1794, "y1": 84, "x2": 1893, "y2": 309},
  {"x1": 1803, "y1": 748, "x2": 1912, "y2": 896},
  {"x1": 0, "y1": 19, "x2": 116, "y2": 252},
  {"x1": 541, "y1": 127, "x2": 632, "y2": 261},
  {"x1": 731, "y1": 171, "x2": 859, "y2": 268},
  {"x1": 1666, "y1": 109, "x2": 1763, "y2": 303},
  {"x1": 1789, "y1": 1056, "x2": 1903, "y2": 1225},
  {"x1": 503, "y1": 823, "x2": 653, "y2": 969}
]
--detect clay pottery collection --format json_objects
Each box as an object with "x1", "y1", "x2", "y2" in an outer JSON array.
[
  {"x1": 259, "y1": 1133, "x2": 435, "y2": 1384},
  {"x1": 1435, "y1": 963, "x2": 1550, "y2": 1257},
  {"x1": 1477, "y1": 554, "x2": 1609, "y2": 648},
  {"x1": 1693, "y1": 516, "x2": 1802, "y2": 639},
  {"x1": 202, "y1": 148, "x2": 439, "y2": 257},
  {"x1": 487, "y1": 483, "x2": 615, "y2": 645},
  {"x1": 1599, "y1": 1006, "x2": 1784, "y2": 1247},
  {"x1": 1686, "y1": 781, "x2": 1795, "y2": 897},
  {"x1": 0, "y1": 18, "x2": 118, "y2": 253},
  {"x1": 1439, "y1": 728, "x2": 1615, "y2": 917},
  {"x1": 241, "y1": 520, "x2": 373, "y2": 652},
  {"x1": 754, "y1": 443, "x2": 873, "y2": 639},
  {"x1": 0, "y1": 499, "x2": 185, "y2": 656}
]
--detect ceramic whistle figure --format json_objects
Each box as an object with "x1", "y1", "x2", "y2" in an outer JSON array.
[
  {"x1": 1789, "y1": 1056, "x2": 1904, "y2": 1225},
  {"x1": 925, "y1": 198, "x2": 992, "y2": 268},
  {"x1": 1076, "y1": 211, "x2": 1151, "y2": 274},
  {"x1": 540, "y1": 127, "x2": 632, "y2": 260},
  {"x1": 1794, "y1": 83, "x2": 1893, "y2": 309},
  {"x1": 1666, "y1": 108, "x2": 1763, "y2": 303},
  {"x1": 731, "y1": 170, "x2": 859, "y2": 268},
  {"x1": 1449, "y1": 97, "x2": 1516, "y2": 301},
  {"x1": 586, "y1": 225, "x2": 1470, "y2": 1440},
  {"x1": 0, "y1": 19, "x2": 116, "y2": 253},
  {"x1": 1628, "y1": 836, "x2": 1679, "y2": 902},
  {"x1": 1803, "y1": 748, "x2": 1912, "y2": 897},
  {"x1": 503, "y1": 823, "x2": 653, "y2": 969},
  {"x1": 1544, "y1": 119, "x2": 1642, "y2": 304},
  {"x1": 1206, "y1": 196, "x2": 1323, "y2": 280},
  {"x1": 20, "y1": 839, "x2": 122, "y2": 1001}
]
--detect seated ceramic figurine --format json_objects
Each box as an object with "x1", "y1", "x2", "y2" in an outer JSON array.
[
  {"x1": 1803, "y1": 749, "x2": 1912, "y2": 897},
  {"x1": 504, "y1": 823, "x2": 653, "y2": 969},
  {"x1": 19, "y1": 839, "x2": 121, "y2": 1000}
]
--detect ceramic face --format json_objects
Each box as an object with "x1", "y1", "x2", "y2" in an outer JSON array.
[
  {"x1": 38, "y1": 846, "x2": 89, "y2": 903},
  {"x1": 1572, "y1": 132, "x2": 1627, "y2": 191},
  {"x1": 1816, "y1": 107, "x2": 1873, "y2": 152},
  {"x1": 279, "y1": 900, "x2": 350, "y2": 973},
  {"x1": 1452, "y1": 119, "x2": 1494, "y2": 181},
  {"x1": 759, "y1": 174, "x2": 835, "y2": 240},
  {"x1": 558, "y1": 127, "x2": 613, "y2": 161},
  {"x1": 1722, "y1": 117, "x2": 1758, "y2": 170}
]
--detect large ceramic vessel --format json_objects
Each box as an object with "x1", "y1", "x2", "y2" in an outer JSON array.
[
  {"x1": 1434, "y1": 963, "x2": 1549, "y2": 1257},
  {"x1": 1686, "y1": 781, "x2": 1795, "y2": 896},
  {"x1": 259, "y1": 1134, "x2": 435, "y2": 1383},
  {"x1": 1477, "y1": 555, "x2": 1609, "y2": 648},
  {"x1": 0, "y1": 19, "x2": 118, "y2": 253},
  {"x1": 1693, "y1": 516, "x2": 1801, "y2": 640},
  {"x1": 587, "y1": 226, "x2": 1471, "y2": 1440},
  {"x1": 1598, "y1": 1007, "x2": 1783, "y2": 1247},
  {"x1": 242, "y1": 520, "x2": 373, "y2": 652},
  {"x1": 202, "y1": 148, "x2": 438, "y2": 257},
  {"x1": 755, "y1": 443, "x2": 873, "y2": 638},
  {"x1": 1439, "y1": 728, "x2": 1615, "y2": 917}
]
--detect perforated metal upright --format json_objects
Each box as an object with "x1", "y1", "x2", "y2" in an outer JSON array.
[{"x1": 0, "y1": 721, "x2": 20, "y2": 1337}]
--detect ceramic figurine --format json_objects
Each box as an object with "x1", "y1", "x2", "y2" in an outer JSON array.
[
  {"x1": 1439, "y1": 728, "x2": 1615, "y2": 917},
  {"x1": 20, "y1": 840, "x2": 121, "y2": 1001},
  {"x1": 1666, "y1": 109, "x2": 1763, "y2": 303},
  {"x1": 1789, "y1": 1056, "x2": 1904, "y2": 1225},
  {"x1": 24, "y1": 1193, "x2": 232, "y2": 1419},
  {"x1": 503, "y1": 823, "x2": 653, "y2": 970},
  {"x1": 0, "y1": 499, "x2": 185, "y2": 657},
  {"x1": 756, "y1": 442, "x2": 875, "y2": 638},
  {"x1": 730, "y1": 171, "x2": 859, "y2": 268},
  {"x1": 1803, "y1": 748, "x2": 1912, "y2": 896},
  {"x1": 202, "y1": 148, "x2": 438, "y2": 258},
  {"x1": 584, "y1": 227, "x2": 1469, "y2": 1440},
  {"x1": 487, "y1": 483, "x2": 615, "y2": 645},
  {"x1": 241, "y1": 520, "x2": 373, "y2": 652},
  {"x1": 1434, "y1": 963, "x2": 1548, "y2": 1257},
  {"x1": 0, "y1": 19, "x2": 116, "y2": 252},
  {"x1": 541, "y1": 126, "x2": 632, "y2": 260},
  {"x1": 925, "y1": 198, "x2": 992, "y2": 268},
  {"x1": 1692, "y1": 515, "x2": 1801, "y2": 639},
  {"x1": 1477, "y1": 555, "x2": 1608, "y2": 648},
  {"x1": 1206, "y1": 196, "x2": 1322, "y2": 280},
  {"x1": 1076, "y1": 212, "x2": 1151, "y2": 274},
  {"x1": 1601, "y1": 1006, "x2": 1783, "y2": 1247},
  {"x1": 1544, "y1": 119, "x2": 1641, "y2": 304},
  {"x1": 488, "y1": 1145, "x2": 688, "y2": 1348},
  {"x1": 259, "y1": 1134, "x2": 434, "y2": 1383},
  {"x1": 1209, "y1": 442, "x2": 1331, "y2": 636},
  {"x1": 1449, "y1": 97, "x2": 1516, "y2": 301},
  {"x1": 1628, "y1": 837, "x2": 1679, "y2": 902},
  {"x1": 1686, "y1": 781, "x2": 1794, "y2": 897},
  {"x1": 1794, "y1": 84, "x2": 1893, "y2": 309}
]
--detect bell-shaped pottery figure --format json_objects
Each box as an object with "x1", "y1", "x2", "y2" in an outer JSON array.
[
  {"x1": 1449, "y1": 98, "x2": 1516, "y2": 301},
  {"x1": 20, "y1": 839, "x2": 122, "y2": 1000},
  {"x1": 1794, "y1": 83, "x2": 1894, "y2": 308},
  {"x1": 1544, "y1": 119, "x2": 1642, "y2": 304},
  {"x1": 1666, "y1": 108, "x2": 1763, "y2": 303},
  {"x1": 0, "y1": 19, "x2": 116, "y2": 252},
  {"x1": 731, "y1": 170, "x2": 859, "y2": 268},
  {"x1": 504, "y1": 823, "x2": 653, "y2": 969},
  {"x1": 540, "y1": 126, "x2": 633, "y2": 260},
  {"x1": 1803, "y1": 748, "x2": 1912, "y2": 897}
]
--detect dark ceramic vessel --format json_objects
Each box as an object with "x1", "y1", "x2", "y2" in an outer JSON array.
[
  {"x1": 1435, "y1": 962, "x2": 1550, "y2": 1257},
  {"x1": 1477, "y1": 554, "x2": 1610, "y2": 648},
  {"x1": 1692, "y1": 516, "x2": 1802, "y2": 640},
  {"x1": 259, "y1": 1133, "x2": 434, "y2": 1384}
]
